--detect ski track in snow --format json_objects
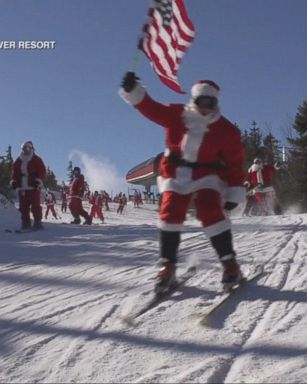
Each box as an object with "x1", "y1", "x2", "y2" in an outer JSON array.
[{"x1": 0, "y1": 201, "x2": 307, "y2": 383}]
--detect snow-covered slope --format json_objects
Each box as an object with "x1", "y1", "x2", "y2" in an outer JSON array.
[{"x1": 0, "y1": 198, "x2": 306, "y2": 383}]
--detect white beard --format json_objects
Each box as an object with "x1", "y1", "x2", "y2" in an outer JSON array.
[
  {"x1": 181, "y1": 103, "x2": 221, "y2": 162},
  {"x1": 20, "y1": 150, "x2": 34, "y2": 162}
]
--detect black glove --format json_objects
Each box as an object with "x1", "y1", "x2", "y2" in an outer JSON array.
[
  {"x1": 10, "y1": 180, "x2": 17, "y2": 190},
  {"x1": 33, "y1": 180, "x2": 41, "y2": 188},
  {"x1": 224, "y1": 202, "x2": 238, "y2": 211},
  {"x1": 121, "y1": 71, "x2": 139, "y2": 92}
]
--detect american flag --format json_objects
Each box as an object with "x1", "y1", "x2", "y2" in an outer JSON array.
[{"x1": 139, "y1": 0, "x2": 195, "y2": 94}]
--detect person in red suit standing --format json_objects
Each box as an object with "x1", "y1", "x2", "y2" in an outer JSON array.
[
  {"x1": 68, "y1": 167, "x2": 92, "y2": 225},
  {"x1": 44, "y1": 189, "x2": 58, "y2": 219},
  {"x1": 61, "y1": 187, "x2": 68, "y2": 213},
  {"x1": 243, "y1": 158, "x2": 263, "y2": 216},
  {"x1": 117, "y1": 193, "x2": 127, "y2": 214},
  {"x1": 89, "y1": 191, "x2": 104, "y2": 223},
  {"x1": 253, "y1": 159, "x2": 281, "y2": 215},
  {"x1": 10, "y1": 141, "x2": 46, "y2": 230},
  {"x1": 120, "y1": 72, "x2": 245, "y2": 292}
]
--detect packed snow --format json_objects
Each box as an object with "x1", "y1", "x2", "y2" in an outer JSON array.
[{"x1": 0, "y1": 195, "x2": 306, "y2": 383}]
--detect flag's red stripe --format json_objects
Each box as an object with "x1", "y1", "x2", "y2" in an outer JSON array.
[{"x1": 140, "y1": 0, "x2": 195, "y2": 94}]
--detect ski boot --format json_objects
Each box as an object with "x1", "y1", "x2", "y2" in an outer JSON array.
[
  {"x1": 154, "y1": 262, "x2": 177, "y2": 294},
  {"x1": 83, "y1": 217, "x2": 92, "y2": 225},
  {"x1": 21, "y1": 222, "x2": 31, "y2": 230},
  {"x1": 221, "y1": 256, "x2": 245, "y2": 292},
  {"x1": 70, "y1": 218, "x2": 81, "y2": 224},
  {"x1": 33, "y1": 221, "x2": 44, "y2": 230}
]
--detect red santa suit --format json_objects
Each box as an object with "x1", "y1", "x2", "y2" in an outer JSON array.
[
  {"x1": 11, "y1": 143, "x2": 46, "y2": 228},
  {"x1": 102, "y1": 190, "x2": 110, "y2": 211},
  {"x1": 44, "y1": 190, "x2": 57, "y2": 219},
  {"x1": 245, "y1": 162, "x2": 262, "y2": 188},
  {"x1": 60, "y1": 189, "x2": 68, "y2": 212},
  {"x1": 120, "y1": 81, "x2": 245, "y2": 238},
  {"x1": 117, "y1": 193, "x2": 127, "y2": 214},
  {"x1": 253, "y1": 162, "x2": 280, "y2": 215},
  {"x1": 89, "y1": 192, "x2": 104, "y2": 222},
  {"x1": 243, "y1": 161, "x2": 263, "y2": 215},
  {"x1": 68, "y1": 171, "x2": 91, "y2": 223},
  {"x1": 133, "y1": 191, "x2": 142, "y2": 207}
]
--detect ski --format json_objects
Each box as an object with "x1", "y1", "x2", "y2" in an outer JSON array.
[
  {"x1": 121, "y1": 266, "x2": 196, "y2": 324},
  {"x1": 197, "y1": 264, "x2": 264, "y2": 326},
  {"x1": 5, "y1": 228, "x2": 35, "y2": 234},
  {"x1": 60, "y1": 222, "x2": 101, "y2": 227}
]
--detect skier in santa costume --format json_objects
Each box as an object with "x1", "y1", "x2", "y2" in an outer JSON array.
[
  {"x1": 68, "y1": 167, "x2": 92, "y2": 225},
  {"x1": 61, "y1": 187, "x2": 68, "y2": 213},
  {"x1": 89, "y1": 191, "x2": 104, "y2": 223},
  {"x1": 120, "y1": 72, "x2": 246, "y2": 292},
  {"x1": 247, "y1": 158, "x2": 281, "y2": 215},
  {"x1": 10, "y1": 141, "x2": 46, "y2": 230},
  {"x1": 243, "y1": 158, "x2": 263, "y2": 216},
  {"x1": 44, "y1": 189, "x2": 58, "y2": 219}
]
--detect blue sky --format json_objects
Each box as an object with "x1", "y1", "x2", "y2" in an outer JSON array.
[{"x1": 1, "y1": 0, "x2": 306, "y2": 192}]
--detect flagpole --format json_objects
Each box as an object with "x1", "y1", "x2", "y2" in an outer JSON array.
[
  {"x1": 130, "y1": 48, "x2": 142, "y2": 73},
  {"x1": 130, "y1": 0, "x2": 153, "y2": 73}
]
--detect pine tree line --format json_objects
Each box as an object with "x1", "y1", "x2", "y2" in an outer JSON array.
[
  {"x1": 0, "y1": 146, "x2": 13, "y2": 199},
  {"x1": 241, "y1": 100, "x2": 307, "y2": 212}
]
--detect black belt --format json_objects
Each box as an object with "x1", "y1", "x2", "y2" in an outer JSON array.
[{"x1": 167, "y1": 152, "x2": 226, "y2": 170}]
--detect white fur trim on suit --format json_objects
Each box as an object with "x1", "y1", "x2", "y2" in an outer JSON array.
[
  {"x1": 119, "y1": 82, "x2": 146, "y2": 106},
  {"x1": 248, "y1": 164, "x2": 261, "y2": 172},
  {"x1": 224, "y1": 186, "x2": 246, "y2": 204},
  {"x1": 253, "y1": 185, "x2": 274, "y2": 193},
  {"x1": 157, "y1": 174, "x2": 227, "y2": 195},
  {"x1": 203, "y1": 218, "x2": 231, "y2": 238},
  {"x1": 257, "y1": 169, "x2": 263, "y2": 184},
  {"x1": 181, "y1": 105, "x2": 221, "y2": 162},
  {"x1": 157, "y1": 220, "x2": 184, "y2": 231},
  {"x1": 20, "y1": 152, "x2": 33, "y2": 190},
  {"x1": 191, "y1": 82, "x2": 220, "y2": 99}
]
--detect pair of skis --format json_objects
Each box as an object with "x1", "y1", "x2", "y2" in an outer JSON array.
[
  {"x1": 121, "y1": 264, "x2": 264, "y2": 325},
  {"x1": 121, "y1": 266, "x2": 197, "y2": 325},
  {"x1": 195, "y1": 264, "x2": 264, "y2": 326},
  {"x1": 5, "y1": 228, "x2": 42, "y2": 234}
]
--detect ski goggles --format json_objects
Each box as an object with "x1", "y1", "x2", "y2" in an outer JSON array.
[
  {"x1": 194, "y1": 96, "x2": 218, "y2": 109},
  {"x1": 22, "y1": 145, "x2": 33, "y2": 151}
]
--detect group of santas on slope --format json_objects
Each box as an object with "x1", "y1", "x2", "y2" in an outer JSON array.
[
  {"x1": 242, "y1": 157, "x2": 281, "y2": 216},
  {"x1": 9, "y1": 142, "x2": 126, "y2": 230},
  {"x1": 45, "y1": 169, "x2": 127, "y2": 224}
]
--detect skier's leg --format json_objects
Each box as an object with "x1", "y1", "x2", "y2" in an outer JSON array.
[
  {"x1": 195, "y1": 189, "x2": 242, "y2": 285},
  {"x1": 19, "y1": 191, "x2": 31, "y2": 228},
  {"x1": 31, "y1": 189, "x2": 43, "y2": 228},
  {"x1": 77, "y1": 200, "x2": 92, "y2": 224},
  {"x1": 155, "y1": 191, "x2": 191, "y2": 292},
  {"x1": 51, "y1": 206, "x2": 57, "y2": 218},
  {"x1": 69, "y1": 198, "x2": 81, "y2": 223}
]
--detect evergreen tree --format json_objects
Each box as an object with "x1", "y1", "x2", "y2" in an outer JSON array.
[
  {"x1": 288, "y1": 101, "x2": 307, "y2": 145},
  {"x1": 286, "y1": 100, "x2": 307, "y2": 210},
  {"x1": 262, "y1": 133, "x2": 281, "y2": 163},
  {"x1": 242, "y1": 121, "x2": 263, "y2": 171},
  {"x1": 67, "y1": 161, "x2": 74, "y2": 183},
  {"x1": 45, "y1": 167, "x2": 59, "y2": 191},
  {"x1": 0, "y1": 145, "x2": 14, "y2": 198}
]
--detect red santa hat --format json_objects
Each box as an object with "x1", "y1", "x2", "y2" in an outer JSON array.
[
  {"x1": 191, "y1": 80, "x2": 220, "y2": 99},
  {"x1": 21, "y1": 140, "x2": 34, "y2": 150}
]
